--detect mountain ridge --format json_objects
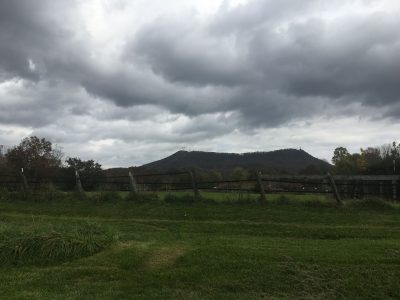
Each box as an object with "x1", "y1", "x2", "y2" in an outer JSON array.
[{"x1": 140, "y1": 148, "x2": 331, "y2": 173}]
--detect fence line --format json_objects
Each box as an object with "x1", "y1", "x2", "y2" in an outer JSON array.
[{"x1": 1, "y1": 170, "x2": 399, "y2": 202}]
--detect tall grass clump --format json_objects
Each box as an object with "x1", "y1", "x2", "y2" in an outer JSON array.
[
  {"x1": 346, "y1": 197, "x2": 395, "y2": 210},
  {"x1": 300, "y1": 198, "x2": 336, "y2": 208},
  {"x1": 37, "y1": 183, "x2": 65, "y2": 201},
  {"x1": 25, "y1": 183, "x2": 70, "y2": 202},
  {"x1": 234, "y1": 193, "x2": 259, "y2": 205},
  {"x1": 0, "y1": 222, "x2": 118, "y2": 266},
  {"x1": 164, "y1": 193, "x2": 196, "y2": 204},
  {"x1": 125, "y1": 192, "x2": 159, "y2": 202},
  {"x1": 0, "y1": 187, "x2": 10, "y2": 202},
  {"x1": 92, "y1": 185, "x2": 124, "y2": 203},
  {"x1": 271, "y1": 194, "x2": 292, "y2": 205}
]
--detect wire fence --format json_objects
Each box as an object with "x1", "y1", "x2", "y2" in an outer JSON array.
[{"x1": 1, "y1": 170, "x2": 399, "y2": 202}]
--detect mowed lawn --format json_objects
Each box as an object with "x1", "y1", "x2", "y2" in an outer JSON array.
[{"x1": 0, "y1": 194, "x2": 400, "y2": 299}]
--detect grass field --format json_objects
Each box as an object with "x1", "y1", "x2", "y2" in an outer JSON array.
[{"x1": 0, "y1": 191, "x2": 400, "y2": 299}]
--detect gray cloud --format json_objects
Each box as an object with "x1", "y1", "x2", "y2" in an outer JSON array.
[
  {"x1": 0, "y1": 0, "x2": 400, "y2": 166},
  {"x1": 130, "y1": 17, "x2": 252, "y2": 87},
  {"x1": 126, "y1": 1, "x2": 400, "y2": 126},
  {"x1": 210, "y1": 0, "x2": 321, "y2": 34},
  {"x1": 3, "y1": 0, "x2": 398, "y2": 124},
  {"x1": 0, "y1": 0, "x2": 81, "y2": 80},
  {"x1": 246, "y1": 13, "x2": 400, "y2": 103}
]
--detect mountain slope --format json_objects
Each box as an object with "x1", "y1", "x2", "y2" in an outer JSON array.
[{"x1": 141, "y1": 149, "x2": 331, "y2": 173}]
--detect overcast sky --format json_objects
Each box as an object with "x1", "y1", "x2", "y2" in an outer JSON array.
[{"x1": 1, "y1": 0, "x2": 400, "y2": 167}]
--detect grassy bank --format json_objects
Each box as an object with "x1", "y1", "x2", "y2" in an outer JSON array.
[{"x1": 0, "y1": 192, "x2": 399, "y2": 299}]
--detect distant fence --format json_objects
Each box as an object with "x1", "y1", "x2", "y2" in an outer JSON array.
[
  {"x1": 260, "y1": 174, "x2": 400, "y2": 203},
  {"x1": 1, "y1": 169, "x2": 400, "y2": 203}
]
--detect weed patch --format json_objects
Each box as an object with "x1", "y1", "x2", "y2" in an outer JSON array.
[
  {"x1": 164, "y1": 193, "x2": 196, "y2": 204},
  {"x1": 347, "y1": 198, "x2": 395, "y2": 210},
  {"x1": 125, "y1": 192, "x2": 159, "y2": 202},
  {"x1": 0, "y1": 223, "x2": 118, "y2": 266}
]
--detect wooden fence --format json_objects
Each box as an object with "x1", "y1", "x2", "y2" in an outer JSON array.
[
  {"x1": 1, "y1": 170, "x2": 400, "y2": 203},
  {"x1": 260, "y1": 174, "x2": 400, "y2": 203}
]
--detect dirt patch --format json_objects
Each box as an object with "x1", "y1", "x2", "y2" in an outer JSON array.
[{"x1": 145, "y1": 245, "x2": 187, "y2": 270}]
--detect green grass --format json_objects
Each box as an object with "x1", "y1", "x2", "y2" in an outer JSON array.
[
  {"x1": 0, "y1": 222, "x2": 117, "y2": 267},
  {"x1": 0, "y1": 191, "x2": 399, "y2": 299}
]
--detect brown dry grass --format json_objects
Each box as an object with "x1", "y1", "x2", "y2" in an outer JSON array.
[{"x1": 145, "y1": 245, "x2": 187, "y2": 270}]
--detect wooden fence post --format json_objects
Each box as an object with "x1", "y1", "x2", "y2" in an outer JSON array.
[
  {"x1": 189, "y1": 171, "x2": 199, "y2": 198},
  {"x1": 343, "y1": 180, "x2": 348, "y2": 199},
  {"x1": 379, "y1": 181, "x2": 384, "y2": 198},
  {"x1": 256, "y1": 171, "x2": 266, "y2": 202},
  {"x1": 392, "y1": 179, "x2": 397, "y2": 201},
  {"x1": 20, "y1": 168, "x2": 29, "y2": 191},
  {"x1": 363, "y1": 181, "x2": 368, "y2": 199},
  {"x1": 353, "y1": 181, "x2": 359, "y2": 199},
  {"x1": 327, "y1": 173, "x2": 341, "y2": 204},
  {"x1": 128, "y1": 171, "x2": 138, "y2": 194},
  {"x1": 75, "y1": 170, "x2": 84, "y2": 194}
]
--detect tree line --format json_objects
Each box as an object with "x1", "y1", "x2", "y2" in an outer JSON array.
[
  {"x1": 332, "y1": 142, "x2": 400, "y2": 175},
  {"x1": 0, "y1": 136, "x2": 255, "y2": 186},
  {"x1": 2, "y1": 136, "x2": 400, "y2": 184},
  {"x1": 0, "y1": 136, "x2": 103, "y2": 187}
]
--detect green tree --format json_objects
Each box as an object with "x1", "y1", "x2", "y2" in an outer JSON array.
[
  {"x1": 332, "y1": 142, "x2": 400, "y2": 175},
  {"x1": 0, "y1": 145, "x2": 5, "y2": 166},
  {"x1": 332, "y1": 147, "x2": 350, "y2": 165},
  {"x1": 64, "y1": 157, "x2": 103, "y2": 191},
  {"x1": 359, "y1": 147, "x2": 382, "y2": 174},
  {"x1": 65, "y1": 157, "x2": 102, "y2": 176},
  {"x1": 209, "y1": 169, "x2": 223, "y2": 181},
  {"x1": 390, "y1": 142, "x2": 400, "y2": 160},
  {"x1": 5, "y1": 136, "x2": 62, "y2": 178},
  {"x1": 230, "y1": 167, "x2": 249, "y2": 180},
  {"x1": 331, "y1": 147, "x2": 363, "y2": 174}
]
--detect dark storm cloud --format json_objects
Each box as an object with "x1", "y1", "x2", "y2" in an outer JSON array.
[
  {"x1": 0, "y1": 0, "x2": 79, "y2": 81},
  {"x1": 80, "y1": 67, "x2": 237, "y2": 116},
  {"x1": 0, "y1": 0, "x2": 400, "y2": 133},
  {"x1": 129, "y1": 1, "x2": 400, "y2": 124},
  {"x1": 0, "y1": 80, "x2": 90, "y2": 127},
  {"x1": 210, "y1": 0, "x2": 320, "y2": 34},
  {"x1": 245, "y1": 13, "x2": 400, "y2": 104},
  {"x1": 130, "y1": 17, "x2": 253, "y2": 87}
]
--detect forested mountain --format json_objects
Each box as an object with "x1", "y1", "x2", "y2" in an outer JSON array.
[{"x1": 141, "y1": 149, "x2": 331, "y2": 174}]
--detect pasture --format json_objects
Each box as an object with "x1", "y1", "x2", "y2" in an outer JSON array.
[{"x1": 0, "y1": 191, "x2": 400, "y2": 299}]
